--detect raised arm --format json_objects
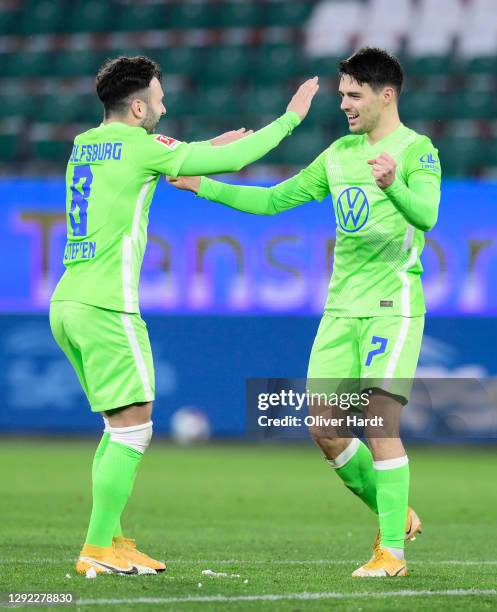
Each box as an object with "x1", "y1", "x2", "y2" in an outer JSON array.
[
  {"x1": 174, "y1": 78, "x2": 319, "y2": 177},
  {"x1": 169, "y1": 150, "x2": 330, "y2": 215}
]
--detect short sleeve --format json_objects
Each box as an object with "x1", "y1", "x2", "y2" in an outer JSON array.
[
  {"x1": 297, "y1": 150, "x2": 330, "y2": 202},
  {"x1": 132, "y1": 132, "x2": 192, "y2": 176}
]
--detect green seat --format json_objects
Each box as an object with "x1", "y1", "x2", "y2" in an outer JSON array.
[
  {"x1": 450, "y1": 91, "x2": 496, "y2": 120},
  {"x1": 0, "y1": 133, "x2": 19, "y2": 161},
  {"x1": 68, "y1": 0, "x2": 114, "y2": 33},
  {"x1": 400, "y1": 90, "x2": 447, "y2": 121},
  {"x1": 38, "y1": 94, "x2": 86, "y2": 123},
  {"x1": 0, "y1": 96, "x2": 38, "y2": 120},
  {"x1": 269, "y1": 129, "x2": 328, "y2": 166},
  {"x1": 32, "y1": 139, "x2": 72, "y2": 162},
  {"x1": 2, "y1": 52, "x2": 55, "y2": 78},
  {"x1": 159, "y1": 48, "x2": 198, "y2": 77},
  {"x1": 166, "y1": 3, "x2": 215, "y2": 29},
  {"x1": 255, "y1": 45, "x2": 302, "y2": 83},
  {"x1": 56, "y1": 51, "x2": 108, "y2": 77},
  {"x1": 21, "y1": 0, "x2": 67, "y2": 34},
  {"x1": 305, "y1": 92, "x2": 343, "y2": 127},
  {"x1": 265, "y1": 1, "x2": 313, "y2": 26},
  {"x1": 200, "y1": 46, "x2": 251, "y2": 83},
  {"x1": 193, "y1": 86, "x2": 238, "y2": 117},
  {"x1": 242, "y1": 86, "x2": 288, "y2": 117},
  {"x1": 437, "y1": 137, "x2": 486, "y2": 177},
  {"x1": 0, "y1": 9, "x2": 20, "y2": 35},
  {"x1": 306, "y1": 56, "x2": 343, "y2": 78},
  {"x1": 462, "y1": 56, "x2": 497, "y2": 75},
  {"x1": 163, "y1": 90, "x2": 194, "y2": 118},
  {"x1": 116, "y1": 4, "x2": 167, "y2": 31},
  {"x1": 406, "y1": 56, "x2": 454, "y2": 77},
  {"x1": 218, "y1": 2, "x2": 262, "y2": 28}
]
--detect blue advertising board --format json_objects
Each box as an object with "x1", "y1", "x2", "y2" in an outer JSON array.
[{"x1": 0, "y1": 178, "x2": 496, "y2": 315}]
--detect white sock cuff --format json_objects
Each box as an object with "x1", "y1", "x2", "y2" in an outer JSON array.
[
  {"x1": 373, "y1": 455, "x2": 409, "y2": 471},
  {"x1": 106, "y1": 421, "x2": 153, "y2": 434},
  {"x1": 108, "y1": 421, "x2": 153, "y2": 454},
  {"x1": 328, "y1": 437, "x2": 360, "y2": 469}
]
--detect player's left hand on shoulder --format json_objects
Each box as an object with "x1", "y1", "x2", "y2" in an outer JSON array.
[{"x1": 367, "y1": 152, "x2": 397, "y2": 189}]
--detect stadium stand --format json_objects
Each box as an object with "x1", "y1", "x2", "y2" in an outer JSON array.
[{"x1": 0, "y1": 0, "x2": 496, "y2": 177}]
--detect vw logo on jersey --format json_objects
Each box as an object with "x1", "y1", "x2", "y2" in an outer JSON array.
[{"x1": 336, "y1": 187, "x2": 369, "y2": 232}]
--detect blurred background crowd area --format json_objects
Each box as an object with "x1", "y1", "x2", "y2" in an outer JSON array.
[{"x1": 0, "y1": 0, "x2": 496, "y2": 178}]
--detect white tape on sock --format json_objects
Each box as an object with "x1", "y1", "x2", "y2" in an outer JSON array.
[
  {"x1": 373, "y1": 455, "x2": 409, "y2": 471},
  {"x1": 327, "y1": 437, "x2": 360, "y2": 469},
  {"x1": 107, "y1": 421, "x2": 153, "y2": 454}
]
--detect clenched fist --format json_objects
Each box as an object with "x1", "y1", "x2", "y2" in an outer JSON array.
[{"x1": 367, "y1": 152, "x2": 397, "y2": 189}]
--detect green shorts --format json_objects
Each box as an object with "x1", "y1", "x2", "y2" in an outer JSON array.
[
  {"x1": 307, "y1": 314, "x2": 424, "y2": 402},
  {"x1": 49, "y1": 300, "x2": 155, "y2": 412}
]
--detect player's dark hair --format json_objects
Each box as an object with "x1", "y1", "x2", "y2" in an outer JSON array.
[
  {"x1": 96, "y1": 55, "x2": 162, "y2": 116},
  {"x1": 339, "y1": 47, "x2": 403, "y2": 97}
]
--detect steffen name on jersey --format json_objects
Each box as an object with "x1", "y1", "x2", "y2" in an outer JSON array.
[
  {"x1": 69, "y1": 142, "x2": 123, "y2": 163},
  {"x1": 64, "y1": 241, "x2": 97, "y2": 262}
]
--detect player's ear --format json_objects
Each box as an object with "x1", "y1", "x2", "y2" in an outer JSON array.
[
  {"x1": 130, "y1": 97, "x2": 144, "y2": 119},
  {"x1": 382, "y1": 86, "x2": 396, "y2": 106}
]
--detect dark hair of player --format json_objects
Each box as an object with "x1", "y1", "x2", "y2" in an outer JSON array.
[
  {"x1": 96, "y1": 55, "x2": 162, "y2": 116},
  {"x1": 339, "y1": 47, "x2": 403, "y2": 97}
]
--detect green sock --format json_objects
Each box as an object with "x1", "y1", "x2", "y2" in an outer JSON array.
[
  {"x1": 375, "y1": 458, "x2": 410, "y2": 549},
  {"x1": 91, "y1": 431, "x2": 123, "y2": 539},
  {"x1": 86, "y1": 440, "x2": 142, "y2": 547},
  {"x1": 333, "y1": 439, "x2": 378, "y2": 513}
]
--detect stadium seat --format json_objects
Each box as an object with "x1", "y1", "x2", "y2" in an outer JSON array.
[
  {"x1": 164, "y1": 90, "x2": 195, "y2": 118},
  {"x1": 0, "y1": 96, "x2": 38, "y2": 121},
  {"x1": 408, "y1": 0, "x2": 464, "y2": 56},
  {"x1": 405, "y1": 56, "x2": 454, "y2": 78},
  {"x1": 437, "y1": 137, "x2": 487, "y2": 176},
  {"x1": 255, "y1": 45, "x2": 302, "y2": 83},
  {"x1": 450, "y1": 90, "x2": 496, "y2": 120},
  {"x1": 20, "y1": 0, "x2": 68, "y2": 34},
  {"x1": 55, "y1": 51, "x2": 109, "y2": 77},
  {"x1": 265, "y1": 1, "x2": 313, "y2": 27},
  {"x1": 199, "y1": 46, "x2": 251, "y2": 84},
  {"x1": 0, "y1": 7, "x2": 20, "y2": 35},
  {"x1": 193, "y1": 86, "x2": 239, "y2": 117},
  {"x1": 32, "y1": 139, "x2": 72, "y2": 161},
  {"x1": 158, "y1": 48, "x2": 198, "y2": 77},
  {"x1": 116, "y1": 4, "x2": 168, "y2": 32},
  {"x1": 37, "y1": 94, "x2": 87, "y2": 123},
  {"x1": 68, "y1": 0, "x2": 114, "y2": 33},
  {"x1": 217, "y1": 2, "x2": 263, "y2": 28},
  {"x1": 462, "y1": 56, "x2": 497, "y2": 75},
  {"x1": 358, "y1": 0, "x2": 412, "y2": 52},
  {"x1": 1, "y1": 52, "x2": 56, "y2": 78},
  {"x1": 0, "y1": 133, "x2": 19, "y2": 161},
  {"x1": 241, "y1": 85, "x2": 289, "y2": 117},
  {"x1": 400, "y1": 90, "x2": 448, "y2": 121},
  {"x1": 305, "y1": 1, "x2": 362, "y2": 57},
  {"x1": 166, "y1": 2, "x2": 216, "y2": 30},
  {"x1": 270, "y1": 128, "x2": 329, "y2": 166}
]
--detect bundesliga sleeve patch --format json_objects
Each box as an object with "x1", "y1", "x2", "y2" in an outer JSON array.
[{"x1": 154, "y1": 134, "x2": 181, "y2": 150}]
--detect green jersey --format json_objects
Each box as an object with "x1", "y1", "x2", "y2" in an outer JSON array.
[
  {"x1": 51, "y1": 112, "x2": 300, "y2": 313},
  {"x1": 198, "y1": 123, "x2": 441, "y2": 317}
]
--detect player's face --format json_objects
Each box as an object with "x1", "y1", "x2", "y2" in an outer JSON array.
[
  {"x1": 141, "y1": 77, "x2": 167, "y2": 134},
  {"x1": 339, "y1": 75, "x2": 384, "y2": 135}
]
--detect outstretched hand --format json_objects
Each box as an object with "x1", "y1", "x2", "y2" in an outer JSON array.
[
  {"x1": 286, "y1": 77, "x2": 319, "y2": 121},
  {"x1": 368, "y1": 152, "x2": 397, "y2": 189},
  {"x1": 166, "y1": 175, "x2": 201, "y2": 193},
  {"x1": 210, "y1": 128, "x2": 254, "y2": 146}
]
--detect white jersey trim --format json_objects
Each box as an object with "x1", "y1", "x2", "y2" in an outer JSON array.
[
  {"x1": 121, "y1": 314, "x2": 153, "y2": 401},
  {"x1": 384, "y1": 316, "x2": 411, "y2": 383},
  {"x1": 122, "y1": 179, "x2": 153, "y2": 311}
]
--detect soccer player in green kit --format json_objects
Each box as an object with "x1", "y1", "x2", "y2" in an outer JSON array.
[
  {"x1": 49, "y1": 55, "x2": 319, "y2": 575},
  {"x1": 170, "y1": 48, "x2": 442, "y2": 577}
]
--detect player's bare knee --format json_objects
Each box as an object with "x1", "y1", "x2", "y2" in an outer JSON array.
[{"x1": 105, "y1": 401, "x2": 153, "y2": 427}]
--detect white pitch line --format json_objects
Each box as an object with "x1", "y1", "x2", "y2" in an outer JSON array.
[
  {"x1": 76, "y1": 590, "x2": 497, "y2": 606},
  {"x1": 3, "y1": 559, "x2": 497, "y2": 566}
]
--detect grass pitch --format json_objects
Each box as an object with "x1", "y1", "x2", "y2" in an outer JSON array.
[{"x1": 1, "y1": 440, "x2": 496, "y2": 610}]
